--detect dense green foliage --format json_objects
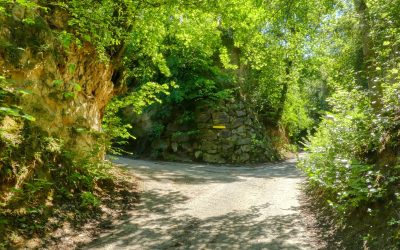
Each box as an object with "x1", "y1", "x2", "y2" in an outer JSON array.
[
  {"x1": 2, "y1": 0, "x2": 400, "y2": 248},
  {"x1": 300, "y1": 0, "x2": 400, "y2": 247},
  {"x1": 111, "y1": 0, "x2": 333, "y2": 145}
]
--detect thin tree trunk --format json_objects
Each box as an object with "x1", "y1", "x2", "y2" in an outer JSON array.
[
  {"x1": 276, "y1": 59, "x2": 291, "y2": 121},
  {"x1": 354, "y1": 0, "x2": 381, "y2": 106}
]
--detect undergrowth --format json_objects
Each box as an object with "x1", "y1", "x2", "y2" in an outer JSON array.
[
  {"x1": 0, "y1": 131, "x2": 138, "y2": 248},
  {"x1": 299, "y1": 85, "x2": 400, "y2": 249},
  {"x1": 0, "y1": 76, "x2": 136, "y2": 248}
]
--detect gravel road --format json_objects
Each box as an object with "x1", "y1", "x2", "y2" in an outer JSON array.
[{"x1": 83, "y1": 157, "x2": 322, "y2": 250}]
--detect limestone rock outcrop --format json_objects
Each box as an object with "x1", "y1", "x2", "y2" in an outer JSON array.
[{"x1": 0, "y1": 13, "x2": 115, "y2": 154}]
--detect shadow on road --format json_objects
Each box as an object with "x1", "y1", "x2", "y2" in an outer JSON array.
[
  {"x1": 111, "y1": 157, "x2": 302, "y2": 185},
  {"x1": 81, "y1": 190, "x2": 311, "y2": 250},
  {"x1": 79, "y1": 157, "x2": 315, "y2": 250}
]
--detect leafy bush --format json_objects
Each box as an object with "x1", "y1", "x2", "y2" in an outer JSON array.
[
  {"x1": 300, "y1": 85, "x2": 400, "y2": 246},
  {"x1": 102, "y1": 81, "x2": 173, "y2": 154},
  {"x1": 80, "y1": 191, "x2": 100, "y2": 208},
  {"x1": 281, "y1": 84, "x2": 314, "y2": 142},
  {"x1": 0, "y1": 76, "x2": 35, "y2": 121}
]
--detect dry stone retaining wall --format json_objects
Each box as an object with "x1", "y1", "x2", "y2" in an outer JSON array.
[{"x1": 151, "y1": 99, "x2": 275, "y2": 164}]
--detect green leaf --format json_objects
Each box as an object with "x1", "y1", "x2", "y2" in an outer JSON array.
[
  {"x1": 83, "y1": 34, "x2": 91, "y2": 42},
  {"x1": 58, "y1": 31, "x2": 73, "y2": 49},
  {"x1": 63, "y1": 92, "x2": 75, "y2": 99},
  {"x1": 53, "y1": 79, "x2": 64, "y2": 87},
  {"x1": 22, "y1": 114, "x2": 36, "y2": 121},
  {"x1": 22, "y1": 18, "x2": 35, "y2": 25},
  {"x1": 73, "y1": 83, "x2": 82, "y2": 92},
  {"x1": 68, "y1": 64, "x2": 76, "y2": 74},
  {"x1": 0, "y1": 107, "x2": 20, "y2": 116},
  {"x1": 17, "y1": 89, "x2": 32, "y2": 95}
]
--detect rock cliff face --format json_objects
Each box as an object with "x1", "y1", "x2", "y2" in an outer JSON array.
[
  {"x1": 0, "y1": 8, "x2": 116, "y2": 204},
  {"x1": 0, "y1": 13, "x2": 114, "y2": 154},
  {"x1": 149, "y1": 99, "x2": 277, "y2": 164}
]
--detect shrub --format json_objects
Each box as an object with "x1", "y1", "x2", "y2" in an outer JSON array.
[{"x1": 299, "y1": 85, "x2": 400, "y2": 246}]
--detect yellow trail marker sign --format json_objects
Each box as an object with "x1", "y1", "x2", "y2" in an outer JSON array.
[{"x1": 213, "y1": 125, "x2": 226, "y2": 129}]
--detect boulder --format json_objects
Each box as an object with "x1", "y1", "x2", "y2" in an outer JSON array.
[
  {"x1": 212, "y1": 112, "x2": 229, "y2": 124},
  {"x1": 239, "y1": 153, "x2": 250, "y2": 162},
  {"x1": 203, "y1": 130, "x2": 218, "y2": 141},
  {"x1": 196, "y1": 112, "x2": 211, "y2": 123},
  {"x1": 197, "y1": 123, "x2": 209, "y2": 129},
  {"x1": 236, "y1": 110, "x2": 246, "y2": 117},
  {"x1": 151, "y1": 139, "x2": 169, "y2": 150},
  {"x1": 207, "y1": 149, "x2": 218, "y2": 154},
  {"x1": 219, "y1": 130, "x2": 231, "y2": 138},
  {"x1": 235, "y1": 125, "x2": 246, "y2": 134},
  {"x1": 201, "y1": 141, "x2": 218, "y2": 151},
  {"x1": 237, "y1": 138, "x2": 252, "y2": 145},
  {"x1": 221, "y1": 142, "x2": 235, "y2": 151},
  {"x1": 195, "y1": 151, "x2": 203, "y2": 159},
  {"x1": 203, "y1": 153, "x2": 226, "y2": 164},
  {"x1": 181, "y1": 142, "x2": 193, "y2": 152},
  {"x1": 245, "y1": 119, "x2": 253, "y2": 126},
  {"x1": 231, "y1": 118, "x2": 245, "y2": 128},
  {"x1": 171, "y1": 142, "x2": 178, "y2": 152},
  {"x1": 241, "y1": 145, "x2": 251, "y2": 152},
  {"x1": 173, "y1": 134, "x2": 190, "y2": 143}
]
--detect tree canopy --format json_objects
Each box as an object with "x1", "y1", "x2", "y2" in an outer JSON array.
[{"x1": 1, "y1": 0, "x2": 400, "y2": 248}]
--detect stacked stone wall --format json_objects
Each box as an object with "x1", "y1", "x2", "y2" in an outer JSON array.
[{"x1": 150, "y1": 99, "x2": 275, "y2": 164}]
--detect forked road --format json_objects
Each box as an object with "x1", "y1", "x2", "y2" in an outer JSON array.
[{"x1": 84, "y1": 157, "x2": 322, "y2": 250}]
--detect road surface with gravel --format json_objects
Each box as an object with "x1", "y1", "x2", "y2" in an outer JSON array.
[{"x1": 83, "y1": 156, "x2": 322, "y2": 250}]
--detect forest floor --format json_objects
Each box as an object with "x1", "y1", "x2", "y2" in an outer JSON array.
[{"x1": 77, "y1": 156, "x2": 327, "y2": 250}]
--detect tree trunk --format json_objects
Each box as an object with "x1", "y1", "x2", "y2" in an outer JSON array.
[
  {"x1": 275, "y1": 59, "x2": 291, "y2": 121},
  {"x1": 354, "y1": 0, "x2": 381, "y2": 106}
]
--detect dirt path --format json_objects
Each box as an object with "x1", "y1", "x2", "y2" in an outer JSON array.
[{"x1": 82, "y1": 157, "x2": 322, "y2": 250}]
